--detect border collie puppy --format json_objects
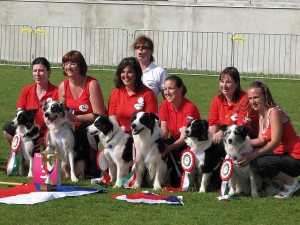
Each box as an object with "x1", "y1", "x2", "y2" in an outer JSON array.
[
  {"x1": 219, "y1": 124, "x2": 261, "y2": 197},
  {"x1": 12, "y1": 109, "x2": 39, "y2": 177},
  {"x1": 130, "y1": 112, "x2": 167, "y2": 190},
  {"x1": 87, "y1": 115, "x2": 133, "y2": 188},
  {"x1": 43, "y1": 101, "x2": 82, "y2": 182},
  {"x1": 185, "y1": 119, "x2": 225, "y2": 192}
]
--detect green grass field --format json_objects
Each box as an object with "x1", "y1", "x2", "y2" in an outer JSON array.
[{"x1": 0, "y1": 66, "x2": 299, "y2": 225}]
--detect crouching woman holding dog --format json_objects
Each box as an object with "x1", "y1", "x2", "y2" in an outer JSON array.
[
  {"x1": 159, "y1": 75, "x2": 201, "y2": 187},
  {"x1": 238, "y1": 81, "x2": 300, "y2": 198}
]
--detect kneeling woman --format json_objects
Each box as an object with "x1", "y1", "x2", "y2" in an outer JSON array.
[
  {"x1": 238, "y1": 81, "x2": 300, "y2": 198},
  {"x1": 159, "y1": 75, "x2": 201, "y2": 187}
]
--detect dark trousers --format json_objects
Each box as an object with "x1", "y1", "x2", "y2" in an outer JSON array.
[
  {"x1": 75, "y1": 122, "x2": 99, "y2": 176},
  {"x1": 165, "y1": 137, "x2": 187, "y2": 188},
  {"x1": 251, "y1": 153, "x2": 300, "y2": 180}
]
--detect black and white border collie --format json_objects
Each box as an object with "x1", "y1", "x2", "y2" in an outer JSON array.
[
  {"x1": 12, "y1": 109, "x2": 39, "y2": 177},
  {"x1": 185, "y1": 119, "x2": 225, "y2": 192},
  {"x1": 130, "y1": 112, "x2": 167, "y2": 190},
  {"x1": 219, "y1": 124, "x2": 261, "y2": 197},
  {"x1": 43, "y1": 101, "x2": 82, "y2": 182},
  {"x1": 87, "y1": 115, "x2": 133, "y2": 188}
]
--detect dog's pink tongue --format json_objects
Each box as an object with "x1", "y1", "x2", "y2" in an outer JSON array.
[{"x1": 45, "y1": 119, "x2": 51, "y2": 126}]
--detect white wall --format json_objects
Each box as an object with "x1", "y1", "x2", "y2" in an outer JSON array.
[{"x1": 0, "y1": 0, "x2": 300, "y2": 35}]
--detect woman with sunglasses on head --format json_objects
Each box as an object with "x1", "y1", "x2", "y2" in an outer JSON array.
[
  {"x1": 133, "y1": 35, "x2": 167, "y2": 98},
  {"x1": 2, "y1": 57, "x2": 58, "y2": 150},
  {"x1": 59, "y1": 50, "x2": 106, "y2": 177},
  {"x1": 208, "y1": 67, "x2": 259, "y2": 144},
  {"x1": 237, "y1": 81, "x2": 300, "y2": 198},
  {"x1": 108, "y1": 57, "x2": 158, "y2": 133},
  {"x1": 159, "y1": 75, "x2": 201, "y2": 187}
]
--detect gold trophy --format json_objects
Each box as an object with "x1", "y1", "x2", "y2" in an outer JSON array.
[{"x1": 40, "y1": 145, "x2": 58, "y2": 191}]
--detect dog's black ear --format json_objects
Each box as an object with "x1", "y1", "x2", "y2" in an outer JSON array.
[
  {"x1": 93, "y1": 113, "x2": 100, "y2": 119},
  {"x1": 202, "y1": 119, "x2": 208, "y2": 131},
  {"x1": 219, "y1": 125, "x2": 229, "y2": 132},
  {"x1": 131, "y1": 111, "x2": 138, "y2": 122},
  {"x1": 240, "y1": 126, "x2": 251, "y2": 136},
  {"x1": 149, "y1": 112, "x2": 159, "y2": 121},
  {"x1": 58, "y1": 102, "x2": 68, "y2": 111},
  {"x1": 28, "y1": 109, "x2": 38, "y2": 115}
]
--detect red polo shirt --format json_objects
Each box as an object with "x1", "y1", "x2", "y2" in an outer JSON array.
[
  {"x1": 108, "y1": 85, "x2": 158, "y2": 133},
  {"x1": 17, "y1": 82, "x2": 58, "y2": 136},
  {"x1": 159, "y1": 98, "x2": 201, "y2": 140},
  {"x1": 208, "y1": 91, "x2": 259, "y2": 137}
]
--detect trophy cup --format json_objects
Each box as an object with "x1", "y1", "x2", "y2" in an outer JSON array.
[{"x1": 40, "y1": 145, "x2": 58, "y2": 191}]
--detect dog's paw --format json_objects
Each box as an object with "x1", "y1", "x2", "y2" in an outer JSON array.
[
  {"x1": 228, "y1": 188, "x2": 235, "y2": 196},
  {"x1": 153, "y1": 185, "x2": 162, "y2": 191},
  {"x1": 132, "y1": 183, "x2": 141, "y2": 189},
  {"x1": 113, "y1": 184, "x2": 121, "y2": 189},
  {"x1": 71, "y1": 176, "x2": 79, "y2": 182},
  {"x1": 251, "y1": 191, "x2": 259, "y2": 197},
  {"x1": 199, "y1": 187, "x2": 206, "y2": 193},
  {"x1": 27, "y1": 172, "x2": 33, "y2": 178}
]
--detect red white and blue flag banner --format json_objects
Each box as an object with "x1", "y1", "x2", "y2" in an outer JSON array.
[
  {"x1": 0, "y1": 182, "x2": 104, "y2": 205},
  {"x1": 111, "y1": 191, "x2": 184, "y2": 205}
]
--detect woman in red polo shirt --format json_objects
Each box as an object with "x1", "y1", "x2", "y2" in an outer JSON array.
[
  {"x1": 108, "y1": 57, "x2": 158, "y2": 133},
  {"x1": 159, "y1": 75, "x2": 201, "y2": 187},
  {"x1": 208, "y1": 67, "x2": 259, "y2": 144},
  {"x1": 2, "y1": 57, "x2": 58, "y2": 150},
  {"x1": 238, "y1": 81, "x2": 300, "y2": 198}
]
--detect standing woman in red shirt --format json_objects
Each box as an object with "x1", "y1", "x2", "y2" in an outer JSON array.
[
  {"x1": 159, "y1": 75, "x2": 201, "y2": 187},
  {"x1": 208, "y1": 67, "x2": 259, "y2": 144},
  {"x1": 59, "y1": 50, "x2": 106, "y2": 177},
  {"x1": 108, "y1": 57, "x2": 158, "y2": 133},
  {"x1": 2, "y1": 57, "x2": 58, "y2": 150},
  {"x1": 238, "y1": 81, "x2": 300, "y2": 198}
]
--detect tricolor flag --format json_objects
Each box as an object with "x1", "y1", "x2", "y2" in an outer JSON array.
[
  {"x1": 0, "y1": 182, "x2": 104, "y2": 205},
  {"x1": 111, "y1": 191, "x2": 184, "y2": 205}
]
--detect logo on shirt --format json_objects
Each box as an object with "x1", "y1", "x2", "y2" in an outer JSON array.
[
  {"x1": 147, "y1": 81, "x2": 155, "y2": 87},
  {"x1": 186, "y1": 116, "x2": 194, "y2": 123},
  {"x1": 231, "y1": 113, "x2": 238, "y2": 121},
  {"x1": 46, "y1": 98, "x2": 53, "y2": 103},
  {"x1": 134, "y1": 97, "x2": 144, "y2": 110},
  {"x1": 79, "y1": 104, "x2": 89, "y2": 112}
]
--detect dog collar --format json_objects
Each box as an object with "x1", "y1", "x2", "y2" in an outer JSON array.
[{"x1": 106, "y1": 128, "x2": 127, "y2": 150}]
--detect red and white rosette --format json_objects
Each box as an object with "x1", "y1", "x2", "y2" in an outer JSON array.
[
  {"x1": 220, "y1": 158, "x2": 234, "y2": 181},
  {"x1": 96, "y1": 149, "x2": 108, "y2": 171},
  {"x1": 11, "y1": 134, "x2": 22, "y2": 153},
  {"x1": 180, "y1": 149, "x2": 195, "y2": 172}
]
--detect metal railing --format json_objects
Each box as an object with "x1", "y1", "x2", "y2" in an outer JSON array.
[
  {"x1": 1, "y1": 24, "x2": 300, "y2": 80},
  {"x1": 134, "y1": 30, "x2": 233, "y2": 76},
  {"x1": 0, "y1": 25, "x2": 32, "y2": 67},
  {"x1": 34, "y1": 26, "x2": 128, "y2": 70}
]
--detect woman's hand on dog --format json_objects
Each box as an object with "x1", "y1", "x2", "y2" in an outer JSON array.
[
  {"x1": 237, "y1": 152, "x2": 257, "y2": 166},
  {"x1": 212, "y1": 131, "x2": 223, "y2": 144}
]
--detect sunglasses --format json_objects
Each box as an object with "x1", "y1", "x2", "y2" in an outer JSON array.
[
  {"x1": 134, "y1": 45, "x2": 150, "y2": 50},
  {"x1": 63, "y1": 62, "x2": 77, "y2": 68}
]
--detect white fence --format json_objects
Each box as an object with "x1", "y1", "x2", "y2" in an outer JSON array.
[{"x1": 1, "y1": 25, "x2": 300, "y2": 80}]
